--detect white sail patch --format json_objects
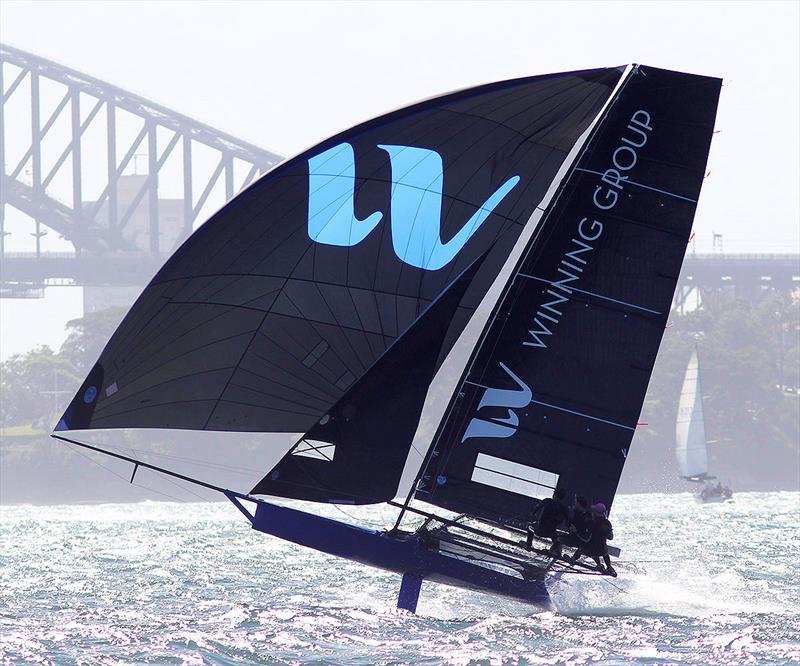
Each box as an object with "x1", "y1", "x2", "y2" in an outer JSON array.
[
  {"x1": 293, "y1": 439, "x2": 336, "y2": 461},
  {"x1": 471, "y1": 453, "x2": 559, "y2": 497}
]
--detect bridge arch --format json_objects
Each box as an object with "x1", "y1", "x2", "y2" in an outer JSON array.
[{"x1": 1, "y1": 42, "x2": 281, "y2": 296}]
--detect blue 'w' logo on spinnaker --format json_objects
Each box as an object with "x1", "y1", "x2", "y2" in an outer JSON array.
[{"x1": 307, "y1": 143, "x2": 520, "y2": 271}]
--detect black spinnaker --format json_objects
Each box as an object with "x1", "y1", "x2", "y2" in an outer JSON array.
[{"x1": 57, "y1": 67, "x2": 622, "y2": 437}]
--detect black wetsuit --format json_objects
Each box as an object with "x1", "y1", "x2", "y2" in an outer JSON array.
[
  {"x1": 569, "y1": 507, "x2": 593, "y2": 545},
  {"x1": 534, "y1": 498, "x2": 568, "y2": 539},
  {"x1": 585, "y1": 516, "x2": 613, "y2": 557}
]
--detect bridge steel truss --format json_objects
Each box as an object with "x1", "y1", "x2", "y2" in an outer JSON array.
[
  {"x1": 674, "y1": 253, "x2": 800, "y2": 312},
  {"x1": 1, "y1": 43, "x2": 281, "y2": 296}
]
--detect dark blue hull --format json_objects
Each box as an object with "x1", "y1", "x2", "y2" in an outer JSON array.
[{"x1": 243, "y1": 498, "x2": 551, "y2": 612}]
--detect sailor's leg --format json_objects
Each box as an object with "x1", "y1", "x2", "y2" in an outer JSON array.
[
  {"x1": 526, "y1": 526, "x2": 534, "y2": 551},
  {"x1": 397, "y1": 572, "x2": 423, "y2": 613},
  {"x1": 603, "y1": 553, "x2": 617, "y2": 577}
]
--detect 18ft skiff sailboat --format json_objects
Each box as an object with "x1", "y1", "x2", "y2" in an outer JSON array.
[
  {"x1": 676, "y1": 345, "x2": 733, "y2": 502},
  {"x1": 54, "y1": 64, "x2": 720, "y2": 612}
]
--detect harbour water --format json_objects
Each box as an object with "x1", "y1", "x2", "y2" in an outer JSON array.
[{"x1": 1, "y1": 492, "x2": 798, "y2": 664}]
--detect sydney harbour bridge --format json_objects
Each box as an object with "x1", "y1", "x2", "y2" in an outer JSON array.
[{"x1": 1, "y1": 43, "x2": 797, "y2": 314}]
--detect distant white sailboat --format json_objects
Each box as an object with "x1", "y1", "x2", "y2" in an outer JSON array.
[{"x1": 675, "y1": 346, "x2": 732, "y2": 503}]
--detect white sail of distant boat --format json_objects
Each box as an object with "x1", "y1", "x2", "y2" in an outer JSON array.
[
  {"x1": 676, "y1": 346, "x2": 733, "y2": 503},
  {"x1": 675, "y1": 347, "x2": 709, "y2": 480}
]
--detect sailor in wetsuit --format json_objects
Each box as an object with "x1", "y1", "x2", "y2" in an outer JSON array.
[
  {"x1": 525, "y1": 488, "x2": 569, "y2": 556},
  {"x1": 569, "y1": 502, "x2": 617, "y2": 577},
  {"x1": 568, "y1": 495, "x2": 592, "y2": 547}
]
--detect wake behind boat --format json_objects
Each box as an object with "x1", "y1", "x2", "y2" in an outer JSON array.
[{"x1": 53, "y1": 63, "x2": 721, "y2": 613}]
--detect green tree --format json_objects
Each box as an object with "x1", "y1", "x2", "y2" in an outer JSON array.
[
  {"x1": 1, "y1": 307, "x2": 125, "y2": 430},
  {"x1": 59, "y1": 307, "x2": 126, "y2": 373},
  {"x1": 629, "y1": 291, "x2": 800, "y2": 491},
  {"x1": 0, "y1": 346, "x2": 81, "y2": 430}
]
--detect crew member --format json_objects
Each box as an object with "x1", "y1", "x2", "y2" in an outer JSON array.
[
  {"x1": 525, "y1": 488, "x2": 569, "y2": 556},
  {"x1": 568, "y1": 495, "x2": 592, "y2": 547},
  {"x1": 569, "y1": 502, "x2": 617, "y2": 576}
]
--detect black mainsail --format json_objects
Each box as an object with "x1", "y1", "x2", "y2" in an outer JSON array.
[
  {"x1": 414, "y1": 66, "x2": 721, "y2": 523},
  {"x1": 55, "y1": 64, "x2": 721, "y2": 612}
]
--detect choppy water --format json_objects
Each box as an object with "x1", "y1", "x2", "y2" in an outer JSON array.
[{"x1": 1, "y1": 492, "x2": 798, "y2": 665}]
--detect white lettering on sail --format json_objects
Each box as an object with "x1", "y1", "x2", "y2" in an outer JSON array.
[
  {"x1": 524, "y1": 109, "x2": 652, "y2": 350},
  {"x1": 461, "y1": 363, "x2": 532, "y2": 443},
  {"x1": 630, "y1": 109, "x2": 652, "y2": 131},
  {"x1": 524, "y1": 316, "x2": 553, "y2": 348},
  {"x1": 460, "y1": 108, "x2": 654, "y2": 448}
]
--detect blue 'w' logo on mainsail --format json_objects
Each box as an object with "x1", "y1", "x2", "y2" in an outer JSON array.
[{"x1": 307, "y1": 143, "x2": 520, "y2": 271}]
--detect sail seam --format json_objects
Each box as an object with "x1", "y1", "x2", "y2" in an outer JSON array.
[
  {"x1": 462, "y1": 379, "x2": 636, "y2": 431},
  {"x1": 201, "y1": 311, "x2": 271, "y2": 429}
]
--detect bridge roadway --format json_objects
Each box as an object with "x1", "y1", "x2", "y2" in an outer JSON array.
[
  {"x1": 2, "y1": 251, "x2": 798, "y2": 299},
  {"x1": 680, "y1": 253, "x2": 799, "y2": 287}
]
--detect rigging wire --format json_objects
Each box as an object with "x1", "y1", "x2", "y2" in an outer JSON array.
[
  {"x1": 65, "y1": 442, "x2": 191, "y2": 504},
  {"x1": 110, "y1": 441, "x2": 212, "y2": 503},
  {"x1": 104, "y1": 445, "x2": 268, "y2": 476}
]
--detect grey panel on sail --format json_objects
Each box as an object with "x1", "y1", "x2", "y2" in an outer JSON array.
[{"x1": 58, "y1": 68, "x2": 623, "y2": 435}]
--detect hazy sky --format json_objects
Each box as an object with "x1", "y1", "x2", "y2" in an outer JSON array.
[{"x1": 1, "y1": 0, "x2": 798, "y2": 359}]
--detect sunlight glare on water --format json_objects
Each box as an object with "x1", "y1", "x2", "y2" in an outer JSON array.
[{"x1": 1, "y1": 492, "x2": 798, "y2": 664}]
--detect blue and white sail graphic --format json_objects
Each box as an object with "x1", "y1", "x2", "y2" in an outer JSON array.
[
  {"x1": 378, "y1": 145, "x2": 519, "y2": 270},
  {"x1": 307, "y1": 142, "x2": 519, "y2": 271},
  {"x1": 307, "y1": 143, "x2": 383, "y2": 246}
]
